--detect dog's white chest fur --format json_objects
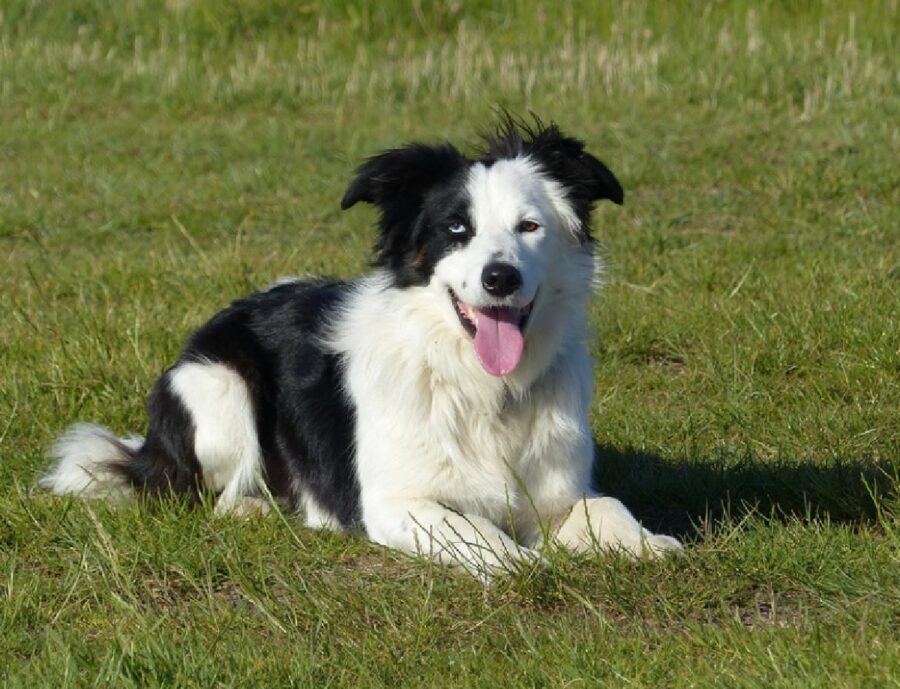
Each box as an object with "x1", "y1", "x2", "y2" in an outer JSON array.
[{"x1": 331, "y1": 275, "x2": 594, "y2": 544}]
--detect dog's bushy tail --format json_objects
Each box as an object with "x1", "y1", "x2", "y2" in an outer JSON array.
[{"x1": 40, "y1": 423, "x2": 140, "y2": 501}]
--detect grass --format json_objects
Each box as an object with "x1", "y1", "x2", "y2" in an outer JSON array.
[{"x1": 1, "y1": 1, "x2": 898, "y2": 686}]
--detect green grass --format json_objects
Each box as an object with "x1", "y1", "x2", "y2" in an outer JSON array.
[{"x1": 1, "y1": 1, "x2": 898, "y2": 686}]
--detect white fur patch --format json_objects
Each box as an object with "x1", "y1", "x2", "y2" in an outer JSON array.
[
  {"x1": 168, "y1": 361, "x2": 262, "y2": 514},
  {"x1": 434, "y1": 158, "x2": 560, "y2": 312}
]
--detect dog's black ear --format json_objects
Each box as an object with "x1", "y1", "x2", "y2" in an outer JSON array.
[
  {"x1": 341, "y1": 143, "x2": 469, "y2": 211},
  {"x1": 341, "y1": 143, "x2": 469, "y2": 273},
  {"x1": 527, "y1": 128, "x2": 624, "y2": 207}
]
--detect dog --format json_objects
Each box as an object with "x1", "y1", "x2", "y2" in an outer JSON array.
[{"x1": 42, "y1": 117, "x2": 682, "y2": 576}]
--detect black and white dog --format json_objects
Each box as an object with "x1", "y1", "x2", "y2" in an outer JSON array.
[{"x1": 43, "y1": 118, "x2": 681, "y2": 575}]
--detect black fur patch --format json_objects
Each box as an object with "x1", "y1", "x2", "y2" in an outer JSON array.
[
  {"x1": 115, "y1": 375, "x2": 203, "y2": 500},
  {"x1": 123, "y1": 280, "x2": 361, "y2": 528}
]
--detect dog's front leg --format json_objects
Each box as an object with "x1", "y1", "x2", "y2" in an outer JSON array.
[
  {"x1": 553, "y1": 496, "x2": 683, "y2": 558},
  {"x1": 364, "y1": 499, "x2": 540, "y2": 579}
]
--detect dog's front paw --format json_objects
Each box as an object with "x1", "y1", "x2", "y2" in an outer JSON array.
[
  {"x1": 554, "y1": 496, "x2": 683, "y2": 559},
  {"x1": 643, "y1": 532, "x2": 684, "y2": 558}
]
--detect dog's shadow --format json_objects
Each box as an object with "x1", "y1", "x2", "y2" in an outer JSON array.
[{"x1": 592, "y1": 444, "x2": 892, "y2": 539}]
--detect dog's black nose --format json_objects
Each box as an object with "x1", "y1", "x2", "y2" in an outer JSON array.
[{"x1": 481, "y1": 262, "x2": 522, "y2": 297}]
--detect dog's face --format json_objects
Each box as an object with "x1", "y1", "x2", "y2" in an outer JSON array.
[{"x1": 341, "y1": 118, "x2": 623, "y2": 377}]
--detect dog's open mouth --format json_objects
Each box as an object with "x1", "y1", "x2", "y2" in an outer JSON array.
[{"x1": 449, "y1": 289, "x2": 534, "y2": 377}]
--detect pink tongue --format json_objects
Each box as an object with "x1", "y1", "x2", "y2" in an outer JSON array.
[{"x1": 473, "y1": 307, "x2": 525, "y2": 376}]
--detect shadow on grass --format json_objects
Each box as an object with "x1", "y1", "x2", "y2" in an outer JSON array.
[{"x1": 593, "y1": 444, "x2": 894, "y2": 539}]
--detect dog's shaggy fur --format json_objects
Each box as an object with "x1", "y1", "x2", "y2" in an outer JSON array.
[{"x1": 42, "y1": 118, "x2": 681, "y2": 576}]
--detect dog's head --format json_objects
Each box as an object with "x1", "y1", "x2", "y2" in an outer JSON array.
[{"x1": 341, "y1": 116, "x2": 622, "y2": 378}]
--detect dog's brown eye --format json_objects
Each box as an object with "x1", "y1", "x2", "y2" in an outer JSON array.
[{"x1": 518, "y1": 220, "x2": 540, "y2": 233}]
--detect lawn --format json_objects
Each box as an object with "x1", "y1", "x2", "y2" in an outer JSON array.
[{"x1": 1, "y1": 1, "x2": 898, "y2": 687}]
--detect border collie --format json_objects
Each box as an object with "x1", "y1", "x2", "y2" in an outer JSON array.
[{"x1": 42, "y1": 117, "x2": 682, "y2": 576}]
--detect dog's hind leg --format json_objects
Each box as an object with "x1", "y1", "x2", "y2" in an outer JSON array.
[{"x1": 168, "y1": 361, "x2": 264, "y2": 516}]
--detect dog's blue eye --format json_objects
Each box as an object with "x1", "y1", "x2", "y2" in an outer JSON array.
[{"x1": 448, "y1": 222, "x2": 467, "y2": 235}]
